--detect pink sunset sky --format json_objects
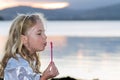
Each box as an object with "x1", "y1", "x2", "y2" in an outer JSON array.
[{"x1": 0, "y1": 0, "x2": 69, "y2": 10}]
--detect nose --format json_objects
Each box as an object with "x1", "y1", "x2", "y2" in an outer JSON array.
[{"x1": 43, "y1": 33, "x2": 47, "y2": 40}]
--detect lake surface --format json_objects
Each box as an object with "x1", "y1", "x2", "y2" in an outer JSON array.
[{"x1": 0, "y1": 21, "x2": 120, "y2": 80}]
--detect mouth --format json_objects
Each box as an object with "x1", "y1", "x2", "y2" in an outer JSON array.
[{"x1": 44, "y1": 42, "x2": 47, "y2": 46}]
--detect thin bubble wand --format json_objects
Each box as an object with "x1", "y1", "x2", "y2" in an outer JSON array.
[{"x1": 50, "y1": 42, "x2": 53, "y2": 62}]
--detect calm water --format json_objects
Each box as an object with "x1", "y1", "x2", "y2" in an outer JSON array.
[{"x1": 0, "y1": 21, "x2": 120, "y2": 80}]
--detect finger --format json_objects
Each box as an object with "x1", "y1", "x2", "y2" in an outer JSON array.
[
  {"x1": 50, "y1": 61, "x2": 54, "y2": 65},
  {"x1": 52, "y1": 70, "x2": 59, "y2": 77},
  {"x1": 51, "y1": 65, "x2": 59, "y2": 74},
  {"x1": 46, "y1": 62, "x2": 53, "y2": 70},
  {"x1": 51, "y1": 64, "x2": 57, "y2": 70}
]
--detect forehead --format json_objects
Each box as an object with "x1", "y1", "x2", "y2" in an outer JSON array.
[
  {"x1": 27, "y1": 20, "x2": 44, "y2": 33},
  {"x1": 34, "y1": 20, "x2": 44, "y2": 29}
]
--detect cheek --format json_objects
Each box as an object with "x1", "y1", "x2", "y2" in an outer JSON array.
[
  {"x1": 36, "y1": 36, "x2": 43, "y2": 42},
  {"x1": 29, "y1": 36, "x2": 43, "y2": 45}
]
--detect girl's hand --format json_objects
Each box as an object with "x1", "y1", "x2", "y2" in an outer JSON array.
[{"x1": 41, "y1": 62, "x2": 59, "y2": 80}]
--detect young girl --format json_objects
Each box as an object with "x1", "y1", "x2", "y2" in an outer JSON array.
[{"x1": 0, "y1": 13, "x2": 59, "y2": 80}]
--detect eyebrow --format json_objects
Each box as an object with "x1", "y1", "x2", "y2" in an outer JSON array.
[{"x1": 37, "y1": 29, "x2": 45, "y2": 32}]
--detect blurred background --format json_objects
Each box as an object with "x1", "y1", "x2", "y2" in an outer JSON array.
[{"x1": 0, "y1": 0, "x2": 120, "y2": 80}]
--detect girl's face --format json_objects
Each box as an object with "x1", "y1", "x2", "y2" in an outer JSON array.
[{"x1": 21, "y1": 20, "x2": 47, "y2": 54}]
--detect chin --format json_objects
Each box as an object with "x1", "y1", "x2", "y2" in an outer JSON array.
[{"x1": 38, "y1": 48, "x2": 45, "y2": 51}]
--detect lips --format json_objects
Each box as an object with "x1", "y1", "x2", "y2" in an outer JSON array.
[{"x1": 44, "y1": 42, "x2": 47, "y2": 46}]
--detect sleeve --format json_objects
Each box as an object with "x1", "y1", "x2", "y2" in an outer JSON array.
[{"x1": 4, "y1": 58, "x2": 41, "y2": 80}]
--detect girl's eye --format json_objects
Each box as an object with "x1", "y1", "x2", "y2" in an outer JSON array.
[{"x1": 37, "y1": 33, "x2": 41, "y2": 35}]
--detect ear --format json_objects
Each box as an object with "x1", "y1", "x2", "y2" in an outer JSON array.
[{"x1": 21, "y1": 35, "x2": 28, "y2": 44}]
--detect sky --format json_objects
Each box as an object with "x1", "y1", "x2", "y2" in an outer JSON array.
[{"x1": 0, "y1": 0, "x2": 120, "y2": 10}]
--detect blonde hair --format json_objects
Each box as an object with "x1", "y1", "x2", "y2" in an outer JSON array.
[{"x1": 0, "y1": 13, "x2": 46, "y2": 78}]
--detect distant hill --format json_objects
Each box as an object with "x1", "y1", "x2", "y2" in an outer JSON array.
[
  {"x1": 0, "y1": 3, "x2": 120, "y2": 20},
  {"x1": 0, "y1": 16, "x2": 4, "y2": 20},
  {"x1": 0, "y1": 6, "x2": 81, "y2": 20},
  {"x1": 79, "y1": 3, "x2": 120, "y2": 20}
]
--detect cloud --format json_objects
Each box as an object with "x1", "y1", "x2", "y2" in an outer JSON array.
[
  {"x1": 10, "y1": 0, "x2": 68, "y2": 2},
  {"x1": 0, "y1": 0, "x2": 70, "y2": 10}
]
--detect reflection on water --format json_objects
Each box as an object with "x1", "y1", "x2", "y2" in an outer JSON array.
[
  {"x1": 0, "y1": 36, "x2": 120, "y2": 80},
  {"x1": 0, "y1": 21, "x2": 120, "y2": 80},
  {"x1": 40, "y1": 36, "x2": 120, "y2": 80}
]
